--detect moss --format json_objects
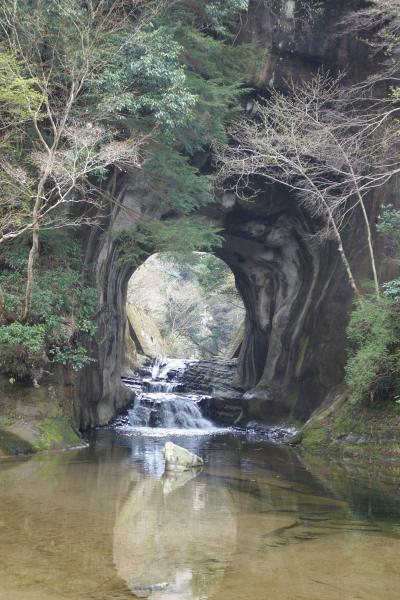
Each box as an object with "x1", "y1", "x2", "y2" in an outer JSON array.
[
  {"x1": 0, "y1": 415, "x2": 16, "y2": 428},
  {"x1": 300, "y1": 391, "x2": 400, "y2": 459},
  {"x1": 33, "y1": 417, "x2": 81, "y2": 451},
  {"x1": 301, "y1": 423, "x2": 329, "y2": 448}
]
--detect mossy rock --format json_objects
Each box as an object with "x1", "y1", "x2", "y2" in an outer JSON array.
[
  {"x1": 33, "y1": 417, "x2": 81, "y2": 452},
  {"x1": 300, "y1": 389, "x2": 400, "y2": 458},
  {"x1": 126, "y1": 304, "x2": 165, "y2": 356},
  {"x1": 0, "y1": 416, "x2": 82, "y2": 457}
]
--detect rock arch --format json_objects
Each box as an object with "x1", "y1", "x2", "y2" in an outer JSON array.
[{"x1": 73, "y1": 0, "x2": 383, "y2": 428}]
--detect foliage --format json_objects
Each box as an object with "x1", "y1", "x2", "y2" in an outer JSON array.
[
  {"x1": 345, "y1": 296, "x2": 400, "y2": 404},
  {"x1": 377, "y1": 205, "x2": 400, "y2": 251},
  {"x1": 377, "y1": 205, "x2": 400, "y2": 302},
  {"x1": 174, "y1": 27, "x2": 260, "y2": 152},
  {"x1": 0, "y1": 0, "x2": 255, "y2": 384},
  {"x1": 88, "y1": 25, "x2": 196, "y2": 131},
  {"x1": 0, "y1": 52, "x2": 43, "y2": 127},
  {"x1": 116, "y1": 217, "x2": 224, "y2": 267},
  {"x1": 138, "y1": 147, "x2": 213, "y2": 212},
  {"x1": 194, "y1": 253, "x2": 238, "y2": 299},
  {"x1": 345, "y1": 203, "x2": 400, "y2": 405},
  {"x1": 165, "y1": 0, "x2": 249, "y2": 37},
  {"x1": 382, "y1": 279, "x2": 400, "y2": 301},
  {"x1": 0, "y1": 232, "x2": 98, "y2": 381}
]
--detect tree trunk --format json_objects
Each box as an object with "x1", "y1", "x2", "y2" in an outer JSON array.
[
  {"x1": 359, "y1": 197, "x2": 380, "y2": 298},
  {"x1": 305, "y1": 172, "x2": 361, "y2": 297},
  {"x1": 21, "y1": 153, "x2": 54, "y2": 323},
  {"x1": 0, "y1": 284, "x2": 5, "y2": 319},
  {"x1": 329, "y1": 212, "x2": 361, "y2": 297},
  {"x1": 22, "y1": 224, "x2": 39, "y2": 322}
]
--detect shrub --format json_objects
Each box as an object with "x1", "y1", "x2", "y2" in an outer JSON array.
[
  {"x1": 0, "y1": 233, "x2": 98, "y2": 382},
  {"x1": 345, "y1": 295, "x2": 400, "y2": 404}
]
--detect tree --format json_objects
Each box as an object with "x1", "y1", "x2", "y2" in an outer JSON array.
[
  {"x1": 345, "y1": 205, "x2": 400, "y2": 405},
  {"x1": 0, "y1": 1, "x2": 156, "y2": 320},
  {"x1": 216, "y1": 72, "x2": 400, "y2": 298},
  {"x1": 0, "y1": 0, "x2": 254, "y2": 321},
  {"x1": 0, "y1": 0, "x2": 253, "y2": 382},
  {"x1": 343, "y1": 0, "x2": 400, "y2": 54}
]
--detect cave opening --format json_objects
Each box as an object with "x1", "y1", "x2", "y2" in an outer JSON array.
[
  {"x1": 117, "y1": 252, "x2": 246, "y2": 431},
  {"x1": 126, "y1": 252, "x2": 245, "y2": 361}
]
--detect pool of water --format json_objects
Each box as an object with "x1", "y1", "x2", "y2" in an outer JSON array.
[{"x1": 1, "y1": 428, "x2": 400, "y2": 599}]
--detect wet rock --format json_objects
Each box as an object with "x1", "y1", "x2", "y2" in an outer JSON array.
[
  {"x1": 163, "y1": 441, "x2": 203, "y2": 471},
  {"x1": 245, "y1": 421, "x2": 298, "y2": 443},
  {"x1": 181, "y1": 360, "x2": 239, "y2": 395},
  {"x1": 181, "y1": 360, "x2": 245, "y2": 425}
]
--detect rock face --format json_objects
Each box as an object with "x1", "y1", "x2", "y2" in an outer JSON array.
[
  {"x1": 0, "y1": 371, "x2": 82, "y2": 455},
  {"x1": 241, "y1": 0, "x2": 370, "y2": 89},
  {"x1": 163, "y1": 441, "x2": 204, "y2": 471},
  {"x1": 180, "y1": 360, "x2": 244, "y2": 424},
  {"x1": 70, "y1": 0, "x2": 398, "y2": 428}
]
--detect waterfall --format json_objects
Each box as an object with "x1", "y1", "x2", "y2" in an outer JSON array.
[
  {"x1": 151, "y1": 357, "x2": 163, "y2": 379},
  {"x1": 125, "y1": 358, "x2": 214, "y2": 431}
]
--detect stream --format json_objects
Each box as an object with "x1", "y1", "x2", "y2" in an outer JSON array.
[{"x1": 1, "y1": 359, "x2": 400, "y2": 599}]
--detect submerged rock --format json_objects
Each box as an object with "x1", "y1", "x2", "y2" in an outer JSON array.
[
  {"x1": 130, "y1": 582, "x2": 168, "y2": 598},
  {"x1": 163, "y1": 441, "x2": 203, "y2": 471}
]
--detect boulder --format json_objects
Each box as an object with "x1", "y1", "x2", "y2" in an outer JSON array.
[{"x1": 163, "y1": 441, "x2": 203, "y2": 471}]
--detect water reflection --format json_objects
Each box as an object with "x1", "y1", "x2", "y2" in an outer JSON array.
[
  {"x1": 124, "y1": 429, "x2": 232, "y2": 477},
  {"x1": 1, "y1": 430, "x2": 400, "y2": 599},
  {"x1": 113, "y1": 467, "x2": 236, "y2": 599}
]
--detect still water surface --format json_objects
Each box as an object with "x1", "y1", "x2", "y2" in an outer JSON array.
[{"x1": 1, "y1": 429, "x2": 400, "y2": 600}]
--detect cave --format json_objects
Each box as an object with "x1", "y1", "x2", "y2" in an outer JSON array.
[
  {"x1": 71, "y1": 0, "x2": 391, "y2": 430},
  {"x1": 75, "y1": 180, "x2": 371, "y2": 429},
  {"x1": 4, "y1": 2, "x2": 400, "y2": 597}
]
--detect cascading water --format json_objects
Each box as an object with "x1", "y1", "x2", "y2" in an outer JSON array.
[{"x1": 121, "y1": 358, "x2": 215, "y2": 432}]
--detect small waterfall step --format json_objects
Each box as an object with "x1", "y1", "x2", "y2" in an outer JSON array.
[{"x1": 120, "y1": 357, "x2": 215, "y2": 431}]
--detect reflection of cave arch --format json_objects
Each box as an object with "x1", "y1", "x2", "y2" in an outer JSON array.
[{"x1": 113, "y1": 471, "x2": 237, "y2": 598}]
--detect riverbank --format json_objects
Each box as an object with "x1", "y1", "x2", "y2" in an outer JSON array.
[
  {"x1": 297, "y1": 391, "x2": 400, "y2": 460},
  {"x1": 0, "y1": 374, "x2": 83, "y2": 457},
  {"x1": 2, "y1": 364, "x2": 400, "y2": 461}
]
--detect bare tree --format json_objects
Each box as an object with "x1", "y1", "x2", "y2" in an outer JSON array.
[
  {"x1": 342, "y1": 0, "x2": 400, "y2": 54},
  {"x1": 216, "y1": 72, "x2": 400, "y2": 298}
]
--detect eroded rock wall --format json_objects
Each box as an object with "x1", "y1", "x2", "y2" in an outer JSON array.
[{"x1": 73, "y1": 0, "x2": 393, "y2": 428}]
